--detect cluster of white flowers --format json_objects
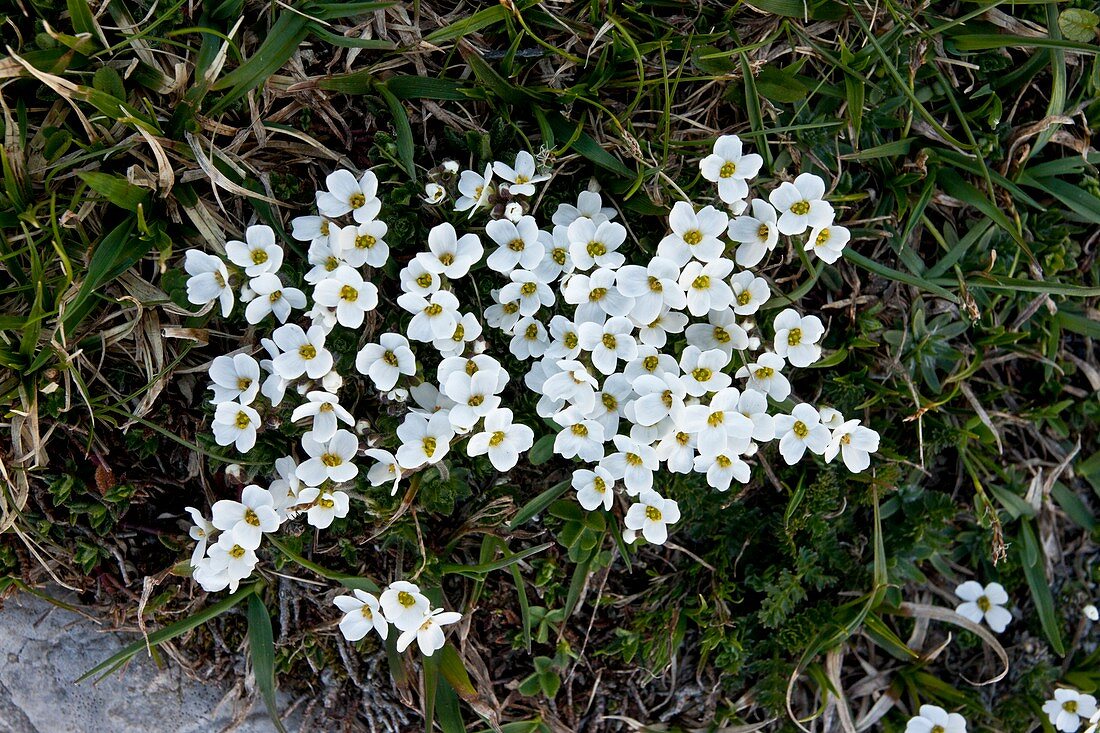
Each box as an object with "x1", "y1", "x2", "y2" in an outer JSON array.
[
  {"x1": 180, "y1": 140, "x2": 877, "y2": 665},
  {"x1": 334, "y1": 580, "x2": 460, "y2": 657},
  {"x1": 424, "y1": 138, "x2": 876, "y2": 546}
]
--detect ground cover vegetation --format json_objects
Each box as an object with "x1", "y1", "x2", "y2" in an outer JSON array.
[{"x1": 0, "y1": 0, "x2": 1098, "y2": 731}]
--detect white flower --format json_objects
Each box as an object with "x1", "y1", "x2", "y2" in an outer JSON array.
[
  {"x1": 492, "y1": 151, "x2": 549, "y2": 197},
  {"x1": 399, "y1": 257, "x2": 442, "y2": 297},
  {"x1": 185, "y1": 250, "x2": 233, "y2": 316},
  {"x1": 409, "y1": 382, "x2": 457, "y2": 416},
  {"x1": 208, "y1": 353, "x2": 261, "y2": 405},
  {"x1": 455, "y1": 164, "x2": 493, "y2": 215},
  {"x1": 444, "y1": 369, "x2": 503, "y2": 432},
  {"x1": 553, "y1": 412, "x2": 605, "y2": 462},
  {"x1": 578, "y1": 316, "x2": 637, "y2": 375},
  {"x1": 212, "y1": 401, "x2": 260, "y2": 453},
  {"x1": 313, "y1": 265, "x2": 378, "y2": 329},
  {"x1": 225, "y1": 226, "x2": 283, "y2": 279},
  {"x1": 396, "y1": 411, "x2": 455, "y2": 469},
  {"x1": 485, "y1": 289, "x2": 523, "y2": 333},
  {"x1": 678, "y1": 345, "x2": 732, "y2": 397},
  {"x1": 737, "y1": 388, "x2": 775, "y2": 442},
  {"x1": 399, "y1": 290, "x2": 460, "y2": 342},
  {"x1": 729, "y1": 271, "x2": 770, "y2": 315},
  {"x1": 364, "y1": 448, "x2": 402, "y2": 496},
  {"x1": 304, "y1": 231, "x2": 350, "y2": 284},
  {"x1": 600, "y1": 435, "x2": 658, "y2": 495},
  {"x1": 727, "y1": 199, "x2": 780, "y2": 268},
  {"x1": 773, "y1": 309, "x2": 824, "y2": 367},
  {"x1": 680, "y1": 259, "x2": 735, "y2": 316},
  {"x1": 268, "y1": 456, "x2": 301, "y2": 519},
  {"x1": 291, "y1": 215, "x2": 333, "y2": 245},
  {"x1": 186, "y1": 507, "x2": 216, "y2": 567},
  {"x1": 679, "y1": 387, "x2": 753, "y2": 457},
  {"x1": 246, "y1": 273, "x2": 305, "y2": 324},
  {"x1": 205, "y1": 532, "x2": 258, "y2": 593},
  {"x1": 769, "y1": 172, "x2": 834, "y2": 235},
  {"x1": 503, "y1": 202, "x2": 525, "y2": 222},
  {"x1": 419, "y1": 223, "x2": 483, "y2": 278},
  {"x1": 334, "y1": 589, "x2": 388, "y2": 642},
  {"x1": 824, "y1": 419, "x2": 880, "y2": 472},
  {"x1": 735, "y1": 353, "x2": 791, "y2": 401},
  {"x1": 806, "y1": 223, "x2": 850, "y2": 264},
  {"x1": 589, "y1": 374, "x2": 632, "y2": 437},
  {"x1": 573, "y1": 466, "x2": 615, "y2": 511},
  {"x1": 500, "y1": 270, "x2": 555, "y2": 316},
  {"x1": 818, "y1": 406, "x2": 844, "y2": 429},
  {"x1": 1044, "y1": 690, "x2": 1098, "y2": 733},
  {"x1": 272, "y1": 324, "x2": 334, "y2": 380},
  {"x1": 316, "y1": 169, "x2": 381, "y2": 224},
  {"x1": 485, "y1": 215, "x2": 544, "y2": 272},
  {"x1": 629, "y1": 371, "x2": 686, "y2": 427},
  {"x1": 624, "y1": 490, "x2": 680, "y2": 545},
  {"x1": 1086, "y1": 605, "x2": 1099, "y2": 622},
  {"x1": 636, "y1": 307, "x2": 689, "y2": 348},
  {"x1": 904, "y1": 704, "x2": 967, "y2": 733},
  {"x1": 655, "y1": 428, "x2": 696, "y2": 474},
  {"x1": 355, "y1": 333, "x2": 417, "y2": 392},
  {"x1": 211, "y1": 484, "x2": 280, "y2": 550},
  {"x1": 542, "y1": 359, "x2": 599, "y2": 415},
  {"x1": 433, "y1": 312, "x2": 482, "y2": 356},
  {"x1": 774, "y1": 403, "x2": 831, "y2": 464},
  {"x1": 534, "y1": 226, "x2": 574, "y2": 284},
  {"x1": 561, "y1": 268, "x2": 633, "y2": 324},
  {"x1": 442, "y1": 160, "x2": 460, "y2": 175},
  {"x1": 509, "y1": 316, "x2": 549, "y2": 360},
  {"x1": 623, "y1": 347, "x2": 679, "y2": 383},
  {"x1": 297, "y1": 429, "x2": 359, "y2": 486},
  {"x1": 567, "y1": 218, "x2": 627, "y2": 271},
  {"x1": 657, "y1": 201, "x2": 729, "y2": 267},
  {"x1": 380, "y1": 581, "x2": 431, "y2": 631},
  {"x1": 615, "y1": 258, "x2": 686, "y2": 324},
  {"x1": 467, "y1": 408, "x2": 534, "y2": 472},
  {"x1": 552, "y1": 189, "x2": 616, "y2": 227},
  {"x1": 685, "y1": 308, "x2": 749, "y2": 356},
  {"x1": 291, "y1": 391, "x2": 354, "y2": 443},
  {"x1": 396, "y1": 607, "x2": 462, "y2": 656},
  {"x1": 297, "y1": 487, "x2": 350, "y2": 529},
  {"x1": 438, "y1": 354, "x2": 507, "y2": 394},
  {"x1": 340, "y1": 220, "x2": 390, "y2": 269},
  {"x1": 423, "y1": 182, "x2": 446, "y2": 204},
  {"x1": 954, "y1": 581, "x2": 1011, "y2": 633},
  {"x1": 699, "y1": 135, "x2": 764, "y2": 205},
  {"x1": 545, "y1": 316, "x2": 583, "y2": 360},
  {"x1": 695, "y1": 452, "x2": 751, "y2": 492}
]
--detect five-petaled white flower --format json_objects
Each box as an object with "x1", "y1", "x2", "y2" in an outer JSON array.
[
  {"x1": 272, "y1": 324, "x2": 334, "y2": 380},
  {"x1": 774, "y1": 403, "x2": 831, "y2": 464},
  {"x1": 380, "y1": 581, "x2": 431, "y2": 630},
  {"x1": 245, "y1": 273, "x2": 306, "y2": 325},
  {"x1": 396, "y1": 411, "x2": 455, "y2": 469},
  {"x1": 419, "y1": 223, "x2": 483, "y2": 278},
  {"x1": 567, "y1": 218, "x2": 627, "y2": 271},
  {"x1": 312, "y1": 265, "x2": 378, "y2": 328},
  {"x1": 824, "y1": 419, "x2": 880, "y2": 472},
  {"x1": 806, "y1": 223, "x2": 850, "y2": 264},
  {"x1": 573, "y1": 466, "x2": 616, "y2": 511},
  {"x1": 208, "y1": 353, "x2": 261, "y2": 405},
  {"x1": 485, "y1": 215, "x2": 544, "y2": 273}
]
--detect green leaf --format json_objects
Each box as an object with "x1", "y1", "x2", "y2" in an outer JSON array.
[
  {"x1": 437, "y1": 643, "x2": 477, "y2": 702},
  {"x1": 247, "y1": 595, "x2": 288, "y2": 733},
  {"x1": 508, "y1": 478, "x2": 570, "y2": 530},
  {"x1": 528, "y1": 434, "x2": 555, "y2": 465},
  {"x1": 77, "y1": 172, "x2": 149, "y2": 212},
  {"x1": 1018, "y1": 520, "x2": 1066, "y2": 655},
  {"x1": 754, "y1": 65, "x2": 811, "y2": 104},
  {"x1": 377, "y1": 82, "x2": 416, "y2": 180},
  {"x1": 1059, "y1": 9, "x2": 1099, "y2": 43},
  {"x1": 440, "y1": 542, "x2": 552, "y2": 579},
  {"x1": 424, "y1": 6, "x2": 510, "y2": 44},
  {"x1": 79, "y1": 585, "x2": 257, "y2": 682},
  {"x1": 544, "y1": 112, "x2": 634, "y2": 178},
  {"x1": 209, "y1": 13, "x2": 311, "y2": 114}
]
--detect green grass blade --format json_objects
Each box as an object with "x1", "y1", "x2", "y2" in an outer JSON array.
[{"x1": 247, "y1": 594, "x2": 288, "y2": 733}]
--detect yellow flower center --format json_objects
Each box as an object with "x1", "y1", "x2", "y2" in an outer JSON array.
[
  {"x1": 737, "y1": 290, "x2": 752, "y2": 306},
  {"x1": 237, "y1": 377, "x2": 252, "y2": 391},
  {"x1": 382, "y1": 350, "x2": 399, "y2": 366},
  {"x1": 416, "y1": 273, "x2": 434, "y2": 289},
  {"x1": 571, "y1": 423, "x2": 588, "y2": 437},
  {"x1": 793, "y1": 421, "x2": 808, "y2": 438},
  {"x1": 339, "y1": 284, "x2": 358, "y2": 302},
  {"x1": 841, "y1": 433, "x2": 851, "y2": 445},
  {"x1": 507, "y1": 238, "x2": 526, "y2": 252},
  {"x1": 661, "y1": 390, "x2": 673, "y2": 408},
  {"x1": 1063, "y1": 701, "x2": 1079, "y2": 714},
  {"x1": 251, "y1": 249, "x2": 268, "y2": 265},
  {"x1": 235, "y1": 411, "x2": 251, "y2": 429},
  {"x1": 465, "y1": 360, "x2": 478, "y2": 376},
  {"x1": 648, "y1": 276, "x2": 663, "y2": 292},
  {"x1": 320, "y1": 221, "x2": 330, "y2": 236},
  {"x1": 757, "y1": 223, "x2": 770, "y2": 240},
  {"x1": 425, "y1": 304, "x2": 443, "y2": 316},
  {"x1": 452, "y1": 323, "x2": 465, "y2": 341},
  {"x1": 593, "y1": 476, "x2": 607, "y2": 493},
  {"x1": 716, "y1": 454, "x2": 732, "y2": 468},
  {"x1": 520, "y1": 282, "x2": 537, "y2": 296},
  {"x1": 714, "y1": 326, "x2": 731, "y2": 343},
  {"x1": 325, "y1": 256, "x2": 340, "y2": 271},
  {"x1": 229, "y1": 545, "x2": 246, "y2": 559},
  {"x1": 321, "y1": 452, "x2": 343, "y2": 467},
  {"x1": 719, "y1": 161, "x2": 737, "y2": 178},
  {"x1": 790, "y1": 200, "x2": 810, "y2": 216},
  {"x1": 268, "y1": 290, "x2": 282, "y2": 303},
  {"x1": 602, "y1": 393, "x2": 618, "y2": 411},
  {"x1": 978, "y1": 596, "x2": 991, "y2": 612},
  {"x1": 514, "y1": 174, "x2": 529, "y2": 184},
  {"x1": 360, "y1": 606, "x2": 373, "y2": 619},
  {"x1": 214, "y1": 270, "x2": 226, "y2": 287},
  {"x1": 642, "y1": 355, "x2": 659, "y2": 371},
  {"x1": 422, "y1": 436, "x2": 437, "y2": 456},
  {"x1": 564, "y1": 332, "x2": 578, "y2": 349},
  {"x1": 815, "y1": 228, "x2": 831, "y2": 247},
  {"x1": 299, "y1": 344, "x2": 317, "y2": 360},
  {"x1": 503, "y1": 302, "x2": 519, "y2": 315},
  {"x1": 754, "y1": 366, "x2": 773, "y2": 380},
  {"x1": 602, "y1": 333, "x2": 617, "y2": 349},
  {"x1": 645, "y1": 505, "x2": 662, "y2": 521},
  {"x1": 708, "y1": 411, "x2": 724, "y2": 427},
  {"x1": 675, "y1": 431, "x2": 690, "y2": 445},
  {"x1": 489, "y1": 431, "x2": 506, "y2": 447},
  {"x1": 692, "y1": 275, "x2": 710, "y2": 290},
  {"x1": 787, "y1": 327, "x2": 802, "y2": 346},
  {"x1": 439, "y1": 252, "x2": 454, "y2": 266},
  {"x1": 683, "y1": 230, "x2": 702, "y2": 246},
  {"x1": 349, "y1": 192, "x2": 366, "y2": 209},
  {"x1": 524, "y1": 323, "x2": 538, "y2": 339},
  {"x1": 552, "y1": 248, "x2": 567, "y2": 265},
  {"x1": 244, "y1": 508, "x2": 260, "y2": 526},
  {"x1": 626, "y1": 452, "x2": 642, "y2": 466},
  {"x1": 586, "y1": 241, "x2": 606, "y2": 258},
  {"x1": 398, "y1": 591, "x2": 417, "y2": 607},
  {"x1": 468, "y1": 394, "x2": 484, "y2": 407},
  {"x1": 692, "y1": 367, "x2": 712, "y2": 382},
  {"x1": 355, "y1": 234, "x2": 376, "y2": 249}
]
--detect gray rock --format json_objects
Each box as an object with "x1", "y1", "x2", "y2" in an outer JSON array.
[{"x1": 0, "y1": 592, "x2": 292, "y2": 733}]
